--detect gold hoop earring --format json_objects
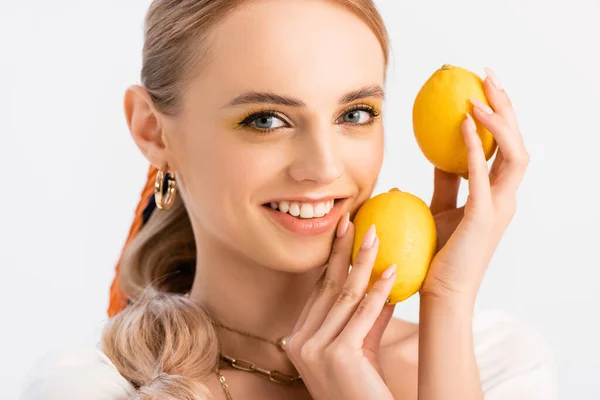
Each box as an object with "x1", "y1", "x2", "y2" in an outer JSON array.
[{"x1": 155, "y1": 165, "x2": 177, "y2": 211}]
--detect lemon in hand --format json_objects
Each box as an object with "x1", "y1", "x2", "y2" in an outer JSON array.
[
  {"x1": 412, "y1": 64, "x2": 497, "y2": 179},
  {"x1": 352, "y1": 188, "x2": 437, "y2": 304}
]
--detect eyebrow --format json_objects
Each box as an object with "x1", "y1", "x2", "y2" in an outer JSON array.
[{"x1": 220, "y1": 84, "x2": 385, "y2": 109}]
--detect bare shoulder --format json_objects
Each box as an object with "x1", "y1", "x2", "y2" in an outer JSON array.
[{"x1": 20, "y1": 347, "x2": 136, "y2": 400}]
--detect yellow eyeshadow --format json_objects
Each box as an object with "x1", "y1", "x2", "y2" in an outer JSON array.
[
  {"x1": 223, "y1": 114, "x2": 249, "y2": 130},
  {"x1": 223, "y1": 101, "x2": 383, "y2": 131}
]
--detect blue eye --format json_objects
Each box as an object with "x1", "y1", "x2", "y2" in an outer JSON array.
[
  {"x1": 337, "y1": 105, "x2": 380, "y2": 126},
  {"x1": 251, "y1": 114, "x2": 286, "y2": 130},
  {"x1": 342, "y1": 109, "x2": 371, "y2": 124},
  {"x1": 238, "y1": 104, "x2": 381, "y2": 135},
  {"x1": 238, "y1": 110, "x2": 288, "y2": 134}
]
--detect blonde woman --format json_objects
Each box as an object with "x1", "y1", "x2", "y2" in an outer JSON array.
[{"x1": 22, "y1": 0, "x2": 557, "y2": 399}]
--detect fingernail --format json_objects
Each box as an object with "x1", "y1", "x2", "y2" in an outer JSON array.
[
  {"x1": 382, "y1": 264, "x2": 397, "y2": 279},
  {"x1": 465, "y1": 112, "x2": 477, "y2": 131},
  {"x1": 336, "y1": 212, "x2": 350, "y2": 238},
  {"x1": 361, "y1": 225, "x2": 377, "y2": 249},
  {"x1": 484, "y1": 67, "x2": 503, "y2": 90},
  {"x1": 470, "y1": 98, "x2": 494, "y2": 115}
]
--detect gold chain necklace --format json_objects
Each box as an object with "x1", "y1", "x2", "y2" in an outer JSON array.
[
  {"x1": 219, "y1": 353, "x2": 302, "y2": 385},
  {"x1": 182, "y1": 293, "x2": 301, "y2": 397},
  {"x1": 212, "y1": 320, "x2": 302, "y2": 398},
  {"x1": 213, "y1": 321, "x2": 289, "y2": 351},
  {"x1": 215, "y1": 354, "x2": 302, "y2": 400},
  {"x1": 215, "y1": 368, "x2": 234, "y2": 400}
]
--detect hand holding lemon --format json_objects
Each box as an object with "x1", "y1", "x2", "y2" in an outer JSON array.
[{"x1": 352, "y1": 65, "x2": 529, "y2": 304}]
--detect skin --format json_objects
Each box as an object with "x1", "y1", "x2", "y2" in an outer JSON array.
[{"x1": 124, "y1": 0, "x2": 529, "y2": 399}]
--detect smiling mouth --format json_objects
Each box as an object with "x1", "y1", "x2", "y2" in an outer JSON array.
[{"x1": 262, "y1": 198, "x2": 344, "y2": 219}]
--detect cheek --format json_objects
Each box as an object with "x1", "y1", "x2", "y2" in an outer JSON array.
[
  {"x1": 345, "y1": 131, "x2": 384, "y2": 186},
  {"x1": 176, "y1": 131, "x2": 272, "y2": 237}
]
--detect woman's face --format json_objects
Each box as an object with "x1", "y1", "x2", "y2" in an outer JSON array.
[{"x1": 165, "y1": 0, "x2": 386, "y2": 272}]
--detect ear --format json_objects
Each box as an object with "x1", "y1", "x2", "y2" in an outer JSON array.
[{"x1": 124, "y1": 85, "x2": 169, "y2": 169}]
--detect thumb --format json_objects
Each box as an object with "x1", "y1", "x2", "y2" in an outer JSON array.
[{"x1": 430, "y1": 167, "x2": 461, "y2": 214}]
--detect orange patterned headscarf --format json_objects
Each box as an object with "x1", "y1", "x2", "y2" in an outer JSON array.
[{"x1": 107, "y1": 165, "x2": 159, "y2": 318}]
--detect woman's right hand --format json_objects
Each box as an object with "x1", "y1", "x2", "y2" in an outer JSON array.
[{"x1": 283, "y1": 213, "x2": 397, "y2": 400}]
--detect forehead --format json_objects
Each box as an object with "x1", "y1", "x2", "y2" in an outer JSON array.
[{"x1": 187, "y1": 0, "x2": 386, "y2": 108}]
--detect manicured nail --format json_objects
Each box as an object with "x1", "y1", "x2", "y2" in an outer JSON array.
[
  {"x1": 484, "y1": 67, "x2": 503, "y2": 90},
  {"x1": 465, "y1": 112, "x2": 477, "y2": 131},
  {"x1": 470, "y1": 98, "x2": 494, "y2": 115},
  {"x1": 382, "y1": 264, "x2": 397, "y2": 279},
  {"x1": 361, "y1": 225, "x2": 377, "y2": 249},
  {"x1": 336, "y1": 212, "x2": 350, "y2": 237}
]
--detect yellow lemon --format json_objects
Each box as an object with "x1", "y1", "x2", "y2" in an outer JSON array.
[
  {"x1": 352, "y1": 188, "x2": 437, "y2": 304},
  {"x1": 412, "y1": 64, "x2": 497, "y2": 179}
]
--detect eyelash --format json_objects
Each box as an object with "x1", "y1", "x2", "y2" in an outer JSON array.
[{"x1": 237, "y1": 104, "x2": 381, "y2": 135}]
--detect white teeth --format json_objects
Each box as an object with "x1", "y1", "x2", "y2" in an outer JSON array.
[
  {"x1": 268, "y1": 199, "x2": 337, "y2": 219},
  {"x1": 279, "y1": 201, "x2": 290, "y2": 213},
  {"x1": 289, "y1": 202, "x2": 301, "y2": 217},
  {"x1": 300, "y1": 204, "x2": 314, "y2": 218},
  {"x1": 314, "y1": 202, "x2": 326, "y2": 217}
]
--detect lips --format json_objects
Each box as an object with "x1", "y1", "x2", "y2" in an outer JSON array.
[
  {"x1": 265, "y1": 199, "x2": 337, "y2": 219},
  {"x1": 262, "y1": 198, "x2": 348, "y2": 235}
]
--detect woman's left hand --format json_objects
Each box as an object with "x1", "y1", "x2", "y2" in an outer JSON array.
[{"x1": 420, "y1": 68, "x2": 530, "y2": 302}]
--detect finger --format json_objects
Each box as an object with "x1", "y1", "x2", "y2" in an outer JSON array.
[
  {"x1": 463, "y1": 113, "x2": 492, "y2": 203},
  {"x1": 482, "y1": 67, "x2": 520, "y2": 134},
  {"x1": 489, "y1": 149, "x2": 505, "y2": 182},
  {"x1": 470, "y1": 98, "x2": 526, "y2": 163},
  {"x1": 430, "y1": 167, "x2": 461, "y2": 214},
  {"x1": 337, "y1": 264, "x2": 397, "y2": 346},
  {"x1": 293, "y1": 213, "x2": 355, "y2": 336},
  {"x1": 310, "y1": 224, "x2": 379, "y2": 343},
  {"x1": 470, "y1": 99, "x2": 529, "y2": 194}
]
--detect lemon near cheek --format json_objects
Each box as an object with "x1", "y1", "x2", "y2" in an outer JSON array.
[
  {"x1": 412, "y1": 64, "x2": 498, "y2": 179},
  {"x1": 351, "y1": 188, "x2": 437, "y2": 304}
]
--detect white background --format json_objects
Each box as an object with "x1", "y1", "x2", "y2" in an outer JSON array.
[{"x1": 1, "y1": 0, "x2": 598, "y2": 398}]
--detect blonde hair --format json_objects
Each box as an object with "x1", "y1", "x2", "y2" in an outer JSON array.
[{"x1": 102, "y1": 0, "x2": 390, "y2": 398}]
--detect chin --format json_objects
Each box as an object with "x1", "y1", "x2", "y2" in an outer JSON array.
[{"x1": 263, "y1": 235, "x2": 335, "y2": 273}]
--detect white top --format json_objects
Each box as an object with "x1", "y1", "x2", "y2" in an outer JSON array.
[{"x1": 19, "y1": 310, "x2": 558, "y2": 400}]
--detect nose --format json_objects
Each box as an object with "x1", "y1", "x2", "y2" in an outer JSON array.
[{"x1": 287, "y1": 128, "x2": 344, "y2": 185}]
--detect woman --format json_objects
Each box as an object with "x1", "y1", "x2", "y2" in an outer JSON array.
[{"x1": 22, "y1": 0, "x2": 557, "y2": 399}]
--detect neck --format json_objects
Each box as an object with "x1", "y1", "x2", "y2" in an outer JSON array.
[{"x1": 189, "y1": 230, "x2": 325, "y2": 375}]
